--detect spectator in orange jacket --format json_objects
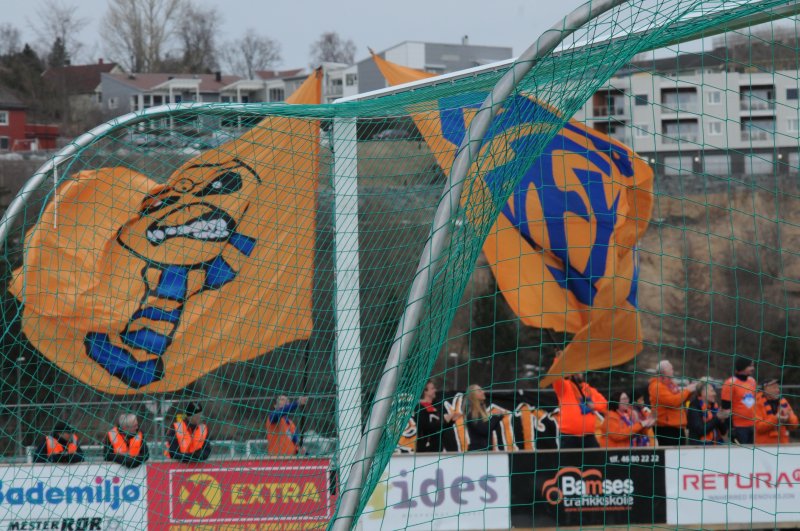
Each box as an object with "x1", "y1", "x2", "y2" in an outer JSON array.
[
  {"x1": 553, "y1": 374, "x2": 608, "y2": 449},
  {"x1": 755, "y1": 379, "x2": 799, "y2": 445},
  {"x1": 267, "y1": 395, "x2": 308, "y2": 455},
  {"x1": 649, "y1": 360, "x2": 694, "y2": 446},
  {"x1": 720, "y1": 356, "x2": 757, "y2": 444},
  {"x1": 598, "y1": 391, "x2": 656, "y2": 448}
]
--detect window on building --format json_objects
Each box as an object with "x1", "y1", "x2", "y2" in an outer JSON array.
[
  {"x1": 634, "y1": 124, "x2": 650, "y2": 138},
  {"x1": 789, "y1": 152, "x2": 799, "y2": 173},
  {"x1": 0, "y1": 111, "x2": 8, "y2": 125},
  {"x1": 269, "y1": 88, "x2": 285, "y2": 102},
  {"x1": 662, "y1": 155, "x2": 693, "y2": 176},
  {"x1": 707, "y1": 121, "x2": 723, "y2": 135},
  {"x1": 787, "y1": 88, "x2": 798, "y2": 100},
  {"x1": 346, "y1": 73, "x2": 358, "y2": 86},
  {"x1": 221, "y1": 95, "x2": 231, "y2": 103},
  {"x1": 153, "y1": 95, "x2": 163, "y2": 105},
  {"x1": 743, "y1": 152, "x2": 774, "y2": 175},
  {"x1": 706, "y1": 91, "x2": 721, "y2": 104},
  {"x1": 108, "y1": 97, "x2": 118, "y2": 110},
  {"x1": 0, "y1": 137, "x2": 8, "y2": 149},
  {"x1": 703, "y1": 154, "x2": 730, "y2": 175},
  {"x1": 789, "y1": 118, "x2": 799, "y2": 133},
  {"x1": 634, "y1": 94, "x2": 648, "y2": 106}
]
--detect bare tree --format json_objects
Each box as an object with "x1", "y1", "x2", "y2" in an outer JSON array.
[
  {"x1": 100, "y1": 0, "x2": 185, "y2": 73},
  {"x1": 177, "y1": 3, "x2": 221, "y2": 73},
  {"x1": 221, "y1": 29, "x2": 281, "y2": 79},
  {"x1": 309, "y1": 31, "x2": 356, "y2": 66},
  {"x1": 29, "y1": 0, "x2": 89, "y2": 63},
  {"x1": 0, "y1": 23, "x2": 21, "y2": 57}
]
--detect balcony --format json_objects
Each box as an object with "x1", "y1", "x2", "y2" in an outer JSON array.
[
  {"x1": 326, "y1": 84, "x2": 344, "y2": 97},
  {"x1": 593, "y1": 106, "x2": 626, "y2": 117},
  {"x1": 662, "y1": 134, "x2": 699, "y2": 144},
  {"x1": 741, "y1": 129, "x2": 774, "y2": 142},
  {"x1": 740, "y1": 99, "x2": 776, "y2": 111},
  {"x1": 660, "y1": 102, "x2": 698, "y2": 114}
]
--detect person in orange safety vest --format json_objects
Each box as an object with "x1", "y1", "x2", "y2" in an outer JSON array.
[
  {"x1": 552, "y1": 373, "x2": 608, "y2": 449},
  {"x1": 165, "y1": 401, "x2": 211, "y2": 462},
  {"x1": 33, "y1": 421, "x2": 84, "y2": 464},
  {"x1": 267, "y1": 395, "x2": 308, "y2": 455},
  {"x1": 755, "y1": 379, "x2": 799, "y2": 445},
  {"x1": 103, "y1": 413, "x2": 149, "y2": 468}
]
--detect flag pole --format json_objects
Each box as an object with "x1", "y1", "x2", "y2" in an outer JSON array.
[{"x1": 330, "y1": 0, "x2": 628, "y2": 528}]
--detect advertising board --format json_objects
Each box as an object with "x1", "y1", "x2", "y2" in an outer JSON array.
[
  {"x1": 666, "y1": 446, "x2": 800, "y2": 526},
  {"x1": 510, "y1": 448, "x2": 666, "y2": 528},
  {"x1": 147, "y1": 458, "x2": 333, "y2": 530},
  {"x1": 0, "y1": 463, "x2": 147, "y2": 530},
  {"x1": 359, "y1": 453, "x2": 510, "y2": 530}
]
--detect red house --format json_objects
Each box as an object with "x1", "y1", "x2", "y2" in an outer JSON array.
[
  {"x1": 0, "y1": 86, "x2": 27, "y2": 151},
  {"x1": 0, "y1": 86, "x2": 59, "y2": 151}
]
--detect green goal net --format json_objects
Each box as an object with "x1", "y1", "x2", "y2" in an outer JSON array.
[{"x1": 1, "y1": 0, "x2": 799, "y2": 529}]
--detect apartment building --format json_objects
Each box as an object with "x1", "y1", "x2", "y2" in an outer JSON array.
[{"x1": 574, "y1": 32, "x2": 800, "y2": 177}]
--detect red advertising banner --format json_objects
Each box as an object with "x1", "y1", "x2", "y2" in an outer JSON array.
[{"x1": 147, "y1": 458, "x2": 334, "y2": 530}]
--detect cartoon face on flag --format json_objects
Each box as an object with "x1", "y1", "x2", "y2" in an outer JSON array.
[
  {"x1": 10, "y1": 71, "x2": 322, "y2": 394},
  {"x1": 371, "y1": 55, "x2": 653, "y2": 386}
]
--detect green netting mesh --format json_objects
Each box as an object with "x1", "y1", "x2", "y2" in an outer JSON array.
[{"x1": 1, "y1": 0, "x2": 800, "y2": 529}]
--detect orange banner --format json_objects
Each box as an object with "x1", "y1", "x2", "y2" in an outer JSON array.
[
  {"x1": 10, "y1": 69, "x2": 323, "y2": 394},
  {"x1": 372, "y1": 55, "x2": 653, "y2": 387}
]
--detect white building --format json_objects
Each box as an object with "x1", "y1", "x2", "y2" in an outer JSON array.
[{"x1": 574, "y1": 33, "x2": 800, "y2": 177}]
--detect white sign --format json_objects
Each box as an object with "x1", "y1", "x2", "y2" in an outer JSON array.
[
  {"x1": 0, "y1": 463, "x2": 147, "y2": 530},
  {"x1": 666, "y1": 446, "x2": 800, "y2": 526},
  {"x1": 359, "y1": 453, "x2": 510, "y2": 530}
]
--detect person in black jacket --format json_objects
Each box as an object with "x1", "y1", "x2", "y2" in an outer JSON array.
[
  {"x1": 465, "y1": 384, "x2": 501, "y2": 451},
  {"x1": 687, "y1": 381, "x2": 730, "y2": 445},
  {"x1": 33, "y1": 421, "x2": 84, "y2": 464},
  {"x1": 416, "y1": 381, "x2": 461, "y2": 452}
]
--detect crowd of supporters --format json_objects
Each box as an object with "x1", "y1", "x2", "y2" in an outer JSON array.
[
  {"x1": 31, "y1": 396, "x2": 313, "y2": 466},
  {"x1": 400, "y1": 355, "x2": 799, "y2": 453}
]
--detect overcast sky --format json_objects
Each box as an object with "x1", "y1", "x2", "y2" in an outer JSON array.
[{"x1": 2, "y1": 0, "x2": 590, "y2": 69}]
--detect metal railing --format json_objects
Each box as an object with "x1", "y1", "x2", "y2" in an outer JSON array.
[
  {"x1": 740, "y1": 99, "x2": 776, "y2": 111},
  {"x1": 23, "y1": 436, "x2": 338, "y2": 464},
  {"x1": 662, "y1": 133, "x2": 699, "y2": 144},
  {"x1": 741, "y1": 129, "x2": 774, "y2": 141},
  {"x1": 593, "y1": 106, "x2": 626, "y2": 116}
]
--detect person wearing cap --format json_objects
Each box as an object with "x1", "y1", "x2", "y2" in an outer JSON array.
[
  {"x1": 165, "y1": 402, "x2": 211, "y2": 462},
  {"x1": 648, "y1": 360, "x2": 695, "y2": 446},
  {"x1": 104, "y1": 413, "x2": 149, "y2": 468},
  {"x1": 686, "y1": 381, "x2": 730, "y2": 445},
  {"x1": 755, "y1": 379, "x2": 799, "y2": 445},
  {"x1": 720, "y1": 356, "x2": 758, "y2": 444},
  {"x1": 267, "y1": 395, "x2": 308, "y2": 455},
  {"x1": 33, "y1": 421, "x2": 84, "y2": 464}
]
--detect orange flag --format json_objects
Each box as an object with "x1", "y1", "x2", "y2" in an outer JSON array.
[
  {"x1": 10, "y1": 69, "x2": 323, "y2": 394},
  {"x1": 371, "y1": 54, "x2": 653, "y2": 387}
]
